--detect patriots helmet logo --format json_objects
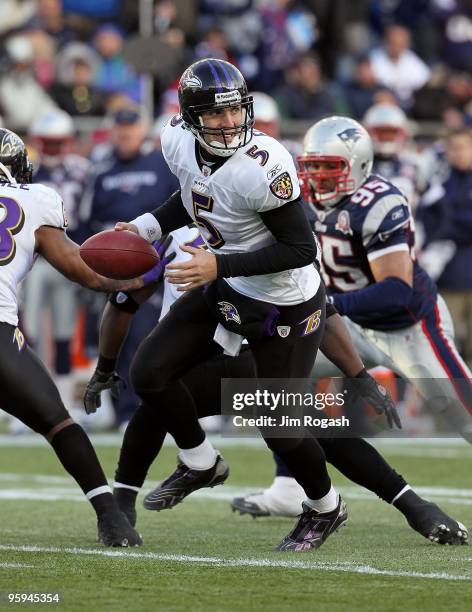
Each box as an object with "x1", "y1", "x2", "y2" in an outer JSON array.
[
  {"x1": 218, "y1": 301, "x2": 241, "y2": 324},
  {"x1": 337, "y1": 128, "x2": 362, "y2": 152}
]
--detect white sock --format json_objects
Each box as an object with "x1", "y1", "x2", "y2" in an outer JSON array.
[
  {"x1": 86, "y1": 485, "x2": 112, "y2": 500},
  {"x1": 179, "y1": 437, "x2": 217, "y2": 470},
  {"x1": 306, "y1": 485, "x2": 338, "y2": 513},
  {"x1": 391, "y1": 484, "x2": 411, "y2": 504},
  {"x1": 114, "y1": 482, "x2": 141, "y2": 493}
]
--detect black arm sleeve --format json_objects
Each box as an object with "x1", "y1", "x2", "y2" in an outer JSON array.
[
  {"x1": 215, "y1": 199, "x2": 317, "y2": 278},
  {"x1": 150, "y1": 190, "x2": 193, "y2": 234}
]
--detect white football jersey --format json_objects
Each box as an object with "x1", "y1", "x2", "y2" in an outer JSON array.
[
  {"x1": 160, "y1": 224, "x2": 205, "y2": 319},
  {"x1": 161, "y1": 118, "x2": 320, "y2": 305},
  {"x1": 0, "y1": 181, "x2": 66, "y2": 326}
]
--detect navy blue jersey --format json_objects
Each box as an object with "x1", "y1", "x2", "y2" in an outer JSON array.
[
  {"x1": 34, "y1": 155, "x2": 89, "y2": 243},
  {"x1": 312, "y1": 174, "x2": 437, "y2": 330},
  {"x1": 80, "y1": 146, "x2": 179, "y2": 234},
  {"x1": 373, "y1": 153, "x2": 428, "y2": 211}
]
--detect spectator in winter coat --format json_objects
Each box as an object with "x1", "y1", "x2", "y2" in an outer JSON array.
[{"x1": 417, "y1": 128, "x2": 472, "y2": 366}]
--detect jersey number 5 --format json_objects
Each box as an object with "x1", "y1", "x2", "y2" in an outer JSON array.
[
  {"x1": 191, "y1": 190, "x2": 225, "y2": 249},
  {"x1": 0, "y1": 197, "x2": 25, "y2": 266}
]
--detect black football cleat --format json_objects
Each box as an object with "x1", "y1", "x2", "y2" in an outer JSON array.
[
  {"x1": 231, "y1": 494, "x2": 271, "y2": 518},
  {"x1": 97, "y1": 509, "x2": 143, "y2": 547},
  {"x1": 276, "y1": 497, "x2": 348, "y2": 552},
  {"x1": 143, "y1": 454, "x2": 229, "y2": 511},
  {"x1": 406, "y1": 501, "x2": 468, "y2": 545}
]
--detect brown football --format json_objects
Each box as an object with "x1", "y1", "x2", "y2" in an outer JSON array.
[{"x1": 79, "y1": 230, "x2": 159, "y2": 280}]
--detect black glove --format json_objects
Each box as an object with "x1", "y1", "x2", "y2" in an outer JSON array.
[
  {"x1": 83, "y1": 369, "x2": 125, "y2": 414},
  {"x1": 353, "y1": 369, "x2": 402, "y2": 430}
]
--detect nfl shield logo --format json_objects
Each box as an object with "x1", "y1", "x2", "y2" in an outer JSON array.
[{"x1": 277, "y1": 325, "x2": 291, "y2": 338}]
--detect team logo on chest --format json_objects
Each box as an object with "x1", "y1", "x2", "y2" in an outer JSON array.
[
  {"x1": 218, "y1": 301, "x2": 241, "y2": 324},
  {"x1": 269, "y1": 172, "x2": 293, "y2": 200},
  {"x1": 201, "y1": 165, "x2": 211, "y2": 177},
  {"x1": 335, "y1": 210, "x2": 353, "y2": 235}
]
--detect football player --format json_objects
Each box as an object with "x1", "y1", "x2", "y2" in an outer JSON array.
[
  {"x1": 0, "y1": 127, "x2": 158, "y2": 546},
  {"x1": 363, "y1": 103, "x2": 429, "y2": 211},
  {"x1": 84, "y1": 224, "x2": 466, "y2": 546},
  {"x1": 107, "y1": 58, "x2": 348, "y2": 552},
  {"x1": 233, "y1": 116, "x2": 471, "y2": 543}
]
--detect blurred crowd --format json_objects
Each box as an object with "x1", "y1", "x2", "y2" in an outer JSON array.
[
  {"x1": 0, "y1": 0, "x2": 470, "y2": 431},
  {"x1": 0, "y1": 0, "x2": 471, "y2": 130}
]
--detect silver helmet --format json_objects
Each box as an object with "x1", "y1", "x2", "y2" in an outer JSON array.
[
  {"x1": 29, "y1": 110, "x2": 74, "y2": 166},
  {"x1": 297, "y1": 116, "x2": 373, "y2": 208},
  {"x1": 363, "y1": 103, "x2": 409, "y2": 157}
]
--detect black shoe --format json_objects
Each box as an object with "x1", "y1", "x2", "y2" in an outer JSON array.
[
  {"x1": 406, "y1": 501, "x2": 469, "y2": 545},
  {"x1": 113, "y1": 489, "x2": 137, "y2": 528},
  {"x1": 143, "y1": 454, "x2": 229, "y2": 511},
  {"x1": 97, "y1": 509, "x2": 143, "y2": 547},
  {"x1": 276, "y1": 497, "x2": 348, "y2": 552},
  {"x1": 231, "y1": 494, "x2": 271, "y2": 518}
]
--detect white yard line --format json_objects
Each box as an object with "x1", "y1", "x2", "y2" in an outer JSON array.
[
  {"x1": 0, "y1": 484, "x2": 472, "y2": 507},
  {"x1": 0, "y1": 433, "x2": 469, "y2": 450},
  {"x1": 0, "y1": 562, "x2": 36, "y2": 569},
  {"x1": 0, "y1": 544, "x2": 469, "y2": 582}
]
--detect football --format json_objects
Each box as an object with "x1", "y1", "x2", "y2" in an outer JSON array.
[{"x1": 79, "y1": 230, "x2": 159, "y2": 280}]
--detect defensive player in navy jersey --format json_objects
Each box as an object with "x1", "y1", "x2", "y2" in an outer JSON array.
[
  {"x1": 363, "y1": 103, "x2": 429, "y2": 211},
  {"x1": 234, "y1": 116, "x2": 472, "y2": 530}
]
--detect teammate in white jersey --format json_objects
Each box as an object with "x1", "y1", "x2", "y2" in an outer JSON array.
[
  {"x1": 0, "y1": 127, "x2": 153, "y2": 547},
  {"x1": 111, "y1": 58, "x2": 347, "y2": 552}
]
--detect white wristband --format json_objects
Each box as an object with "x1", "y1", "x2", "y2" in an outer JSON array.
[{"x1": 132, "y1": 213, "x2": 162, "y2": 243}]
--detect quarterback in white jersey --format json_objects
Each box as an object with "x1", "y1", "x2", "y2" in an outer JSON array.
[
  {"x1": 112, "y1": 58, "x2": 350, "y2": 552},
  {"x1": 159, "y1": 115, "x2": 319, "y2": 305},
  {"x1": 0, "y1": 127, "x2": 153, "y2": 547}
]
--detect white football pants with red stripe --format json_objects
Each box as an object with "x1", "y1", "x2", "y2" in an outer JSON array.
[{"x1": 313, "y1": 295, "x2": 472, "y2": 441}]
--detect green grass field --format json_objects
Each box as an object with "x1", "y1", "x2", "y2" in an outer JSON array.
[{"x1": 0, "y1": 435, "x2": 470, "y2": 612}]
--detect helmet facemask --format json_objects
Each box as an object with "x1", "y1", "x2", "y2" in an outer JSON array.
[
  {"x1": 185, "y1": 97, "x2": 254, "y2": 158},
  {"x1": 298, "y1": 155, "x2": 354, "y2": 208}
]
